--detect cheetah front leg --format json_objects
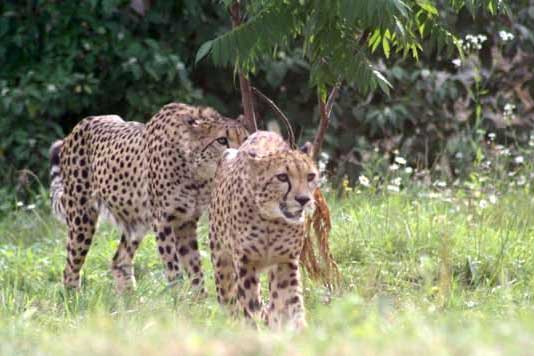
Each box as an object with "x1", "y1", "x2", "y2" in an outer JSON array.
[
  {"x1": 209, "y1": 222, "x2": 239, "y2": 313},
  {"x1": 235, "y1": 256, "x2": 262, "y2": 324},
  {"x1": 153, "y1": 220, "x2": 182, "y2": 285},
  {"x1": 173, "y1": 219, "x2": 205, "y2": 294},
  {"x1": 211, "y1": 250, "x2": 238, "y2": 311},
  {"x1": 265, "y1": 261, "x2": 306, "y2": 330}
]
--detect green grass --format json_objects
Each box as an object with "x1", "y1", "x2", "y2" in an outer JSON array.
[{"x1": 2, "y1": 187, "x2": 534, "y2": 355}]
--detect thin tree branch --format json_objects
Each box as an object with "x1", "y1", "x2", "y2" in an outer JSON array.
[
  {"x1": 252, "y1": 87, "x2": 296, "y2": 149},
  {"x1": 230, "y1": 1, "x2": 257, "y2": 132},
  {"x1": 325, "y1": 84, "x2": 340, "y2": 118},
  {"x1": 312, "y1": 84, "x2": 340, "y2": 161}
]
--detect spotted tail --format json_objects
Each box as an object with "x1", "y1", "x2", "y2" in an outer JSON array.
[{"x1": 50, "y1": 140, "x2": 66, "y2": 223}]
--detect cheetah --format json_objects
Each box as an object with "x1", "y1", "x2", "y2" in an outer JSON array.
[
  {"x1": 209, "y1": 130, "x2": 319, "y2": 330},
  {"x1": 50, "y1": 103, "x2": 248, "y2": 292}
]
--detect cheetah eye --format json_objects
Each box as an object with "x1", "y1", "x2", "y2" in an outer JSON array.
[
  {"x1": 307, "y1": 173, "x2": 316, "y2": 182},
  {"x1": 276, "y1": 173, "x2": 289, "y2": 182},
  {"x1": 216, "y1": 137, "x2": 229, "y2": 146}
]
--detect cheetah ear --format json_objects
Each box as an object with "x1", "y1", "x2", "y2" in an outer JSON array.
[
  {"x1": 299, "y1": 142, "x2": 313, "y2": 158},
  {"x1": 184, "y1": 116, "x2": 198, "y2": 126},
  {"x1": 183, "y1": 116, "x2": 206, "y2": 134},
  {"x1": 243, "y1": 150, "x2": 262, "y2": 171},
  {"x1": 236, "y1": 114, "x2": 245, "y2": 125}
]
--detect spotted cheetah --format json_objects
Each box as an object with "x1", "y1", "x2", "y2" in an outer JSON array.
[
  {"x1": 50, "y1": 103, "x2": 248, "y2": 292},
  {"x1": 209, "y1": 130, "x2": 319, "y2": 330}
]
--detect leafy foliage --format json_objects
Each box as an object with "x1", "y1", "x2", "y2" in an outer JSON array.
[
  {"x1": 198, "y1": 0, "x2": 509, "y2": 93},
  {"x1": 0, "y1": 0, "x2": 229, "y2": 188},
  {"x1": 0, "y1": 0, "x2": 531, "y2": 196}
]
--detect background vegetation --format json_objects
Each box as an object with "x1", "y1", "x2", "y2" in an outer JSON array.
[{"x1": 1, "y1": 1, "x2": 533, "y2": 194}]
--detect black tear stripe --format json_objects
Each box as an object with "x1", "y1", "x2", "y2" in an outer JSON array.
[{"x1": 201, "y1": 138, "x2": 217, "y2": 153}]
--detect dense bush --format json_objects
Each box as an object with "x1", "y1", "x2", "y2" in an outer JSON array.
[
  {"x1": 0, "y1": 0, "x2": 233, "y2": 189},
  {"x1": 1, "y1": 1, "x2": 533, "y2": 194},
  {"x1": 241, "y1": 1, "x2": 534, "y2": 185}
]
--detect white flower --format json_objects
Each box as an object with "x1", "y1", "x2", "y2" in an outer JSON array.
[
  {"x1": 452, "y1": 58, "x2": 462, "y2": 67},
  {"x1": 394, "y1": 156, "x2": 407, "y2": 165},
  {"x1": 47, "y1": 84, "x2": 57, "y2": 93},
  {"x1": 517, "y1": 176, "x2": 526, "y2": 186},
  {"x1": 16, "y1": 201, "x2": 24, "y2": 207},
  {"x1": 434, "y1": 180, "x2": 447, "y2": 188},
  {"x1": 387, "y1": 185, "x2": 400, "y2": 193},
  {"x1": 392, "y1": 177, "x2": 402, "y2": 186},
  {"x1": 488, "y1": 194, "x2": 498, "y2": 204},
  {"x1": 389, "y1": 164, "x2": 399, "y2": 171},
  {"x1": 504, "y1": 103, "x2": 516, "y2": 124},
  {"x1": 404, "y1": 167, "x2": 413, "y2": 174},
  {"x1": 466, "y1": 300, "x2": 478, "y2": 308},
  {"x1": 504, "y1": 103, "x2": 516, "y2": 115},
  {"x1": 498, "y1": 30, "x2": 514, "y2": 42},
  {"x1": 455, "y1": 152, "x2": 464, "y2": 160},
  {"x1": 463, "y1": 34, "x2": 485, "y2": 51},
  {"x1": 26, "y1": 204, "x2": 36, "y2": 210},
  {"x1": 488, "y1": 132, "x2": 496, "y2": 141},
  {"x1": 495, "y1": 145, "x2": 511, "y2": 156},
  {"x1": 358, "y1": 175, "x2": 370, "y2": 188},
  {"x1": 479, "y1": 199, "x2": 488, "y2": 209},
  {"x1": 514, "y1": 156, "x2": 524, "y2": 164},
  {"x1": 118, "y1": 32, "x2": 125, "y2": 41},
  {"x1": 318, "y1": 160, "x2": 326, "y2": 173}
]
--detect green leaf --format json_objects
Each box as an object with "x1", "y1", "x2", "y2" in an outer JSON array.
[
  {"x1": 373, "y1": 69, "x2": 392, "y2": 95},
  {"x1": 382, "y1": 36, "x2": 391, "y2": 58},
  {"x1": 195, "y1": 40, "x2": 213, "y2": 64},
  {"x1": 416, "y1": 0, "x2": 438, "y2": 15}
]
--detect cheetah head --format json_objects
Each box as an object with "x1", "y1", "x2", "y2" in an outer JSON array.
[
  {"x1": 246, "y1": 143, "x2": 319, "y2": 225},
  {"x1": 188, "y1": 116, "x2": 248, "y2": 180}
]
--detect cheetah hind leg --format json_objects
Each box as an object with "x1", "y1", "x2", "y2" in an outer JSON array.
[
  {"x1": 111, "y1": 231, "x2": 144, "y2": 293},
  {"x1": 63, "y1": 206, "x2": 99, "y2": 290}
]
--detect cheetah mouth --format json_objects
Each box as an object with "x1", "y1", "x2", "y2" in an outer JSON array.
[{"x1": 280, "y1": 204, "x2": 304, "y2": 221}]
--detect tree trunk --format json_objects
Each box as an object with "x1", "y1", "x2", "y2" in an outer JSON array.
[{"x1": 230, "y1": 2, "x2": 257, "y2": 132}]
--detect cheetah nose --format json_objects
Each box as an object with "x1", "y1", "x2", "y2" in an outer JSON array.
[{"x1": 295, "y1": 196, "x2": 310, "y2": 206}]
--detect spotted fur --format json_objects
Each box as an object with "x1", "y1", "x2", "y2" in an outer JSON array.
[
  {"x1": 209, "y1": 131, "x2": 319, "y2": 330},
  {"x1": 50, "y1": 103, "x2": 248, "y2": 292}
]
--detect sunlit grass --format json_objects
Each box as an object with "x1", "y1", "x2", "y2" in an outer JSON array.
[{"x1": 2, "y1": 186, "x2": 534, "y2": 355}]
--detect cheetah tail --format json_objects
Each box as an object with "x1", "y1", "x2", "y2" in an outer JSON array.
[{"x1": 49, "y1": 140, "x2": 66, "y2": 223}]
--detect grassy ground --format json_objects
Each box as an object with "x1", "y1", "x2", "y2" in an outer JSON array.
[{"x1": 2, "y1": 186, "x2": 534, "y2": 355}]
